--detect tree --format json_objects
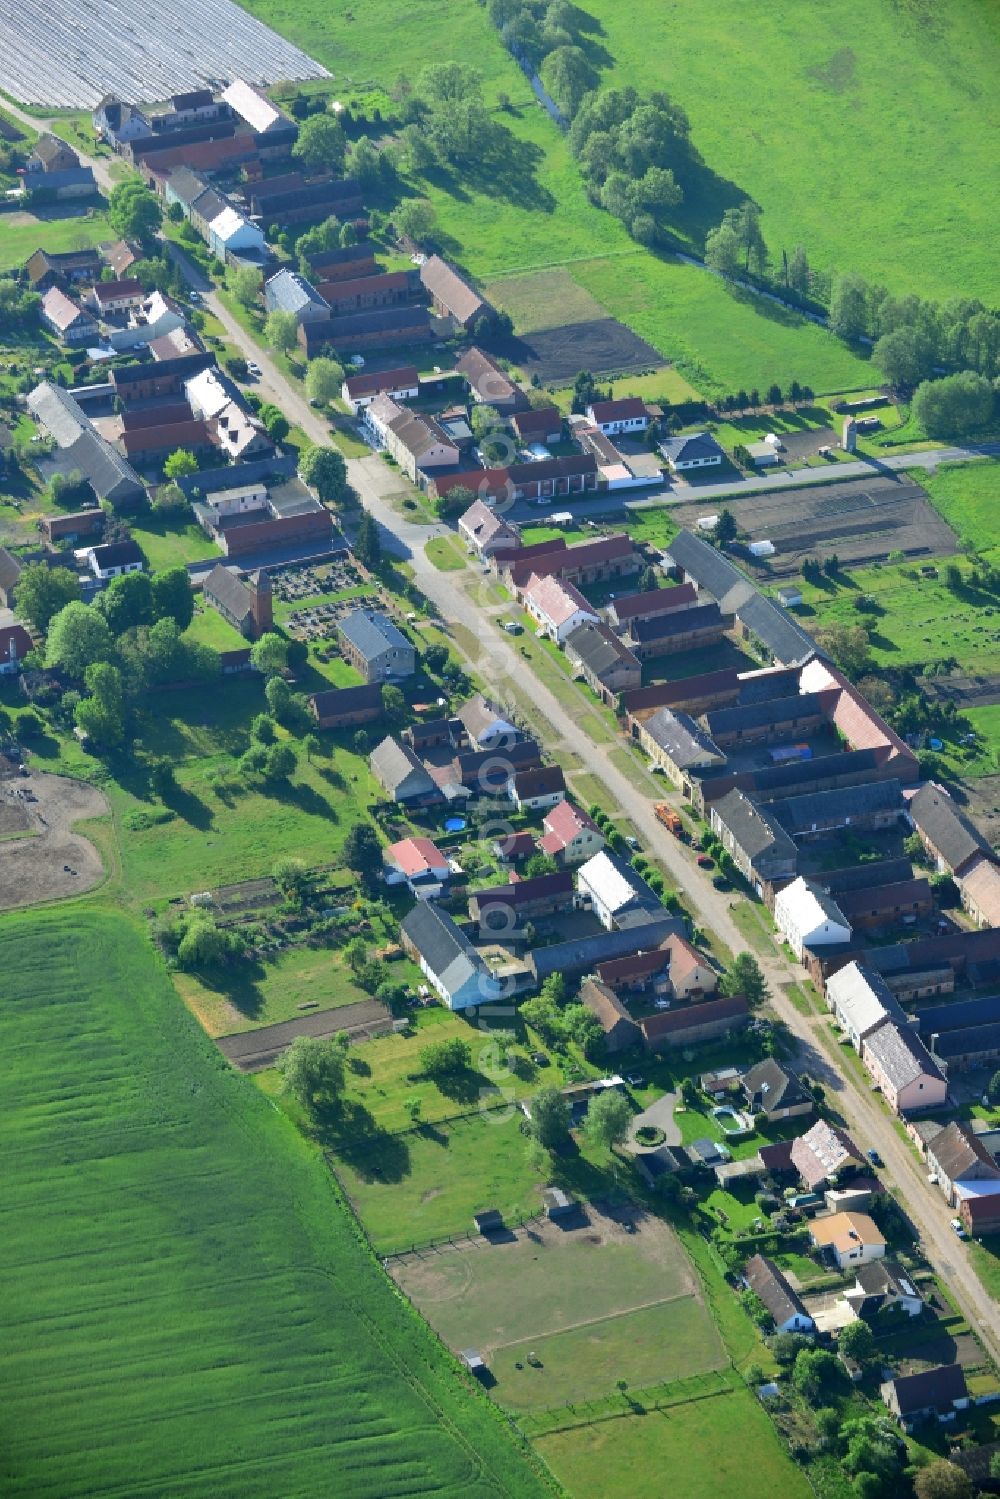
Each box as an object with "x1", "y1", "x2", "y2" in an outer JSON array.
[
  {"x1": 273, "y1": 856, "x2": 309, "y2": 895},
  {"x1": 44, "y1": 602, "x2": 114, "y2": 677},
  {"x1": 540, "y1": 45, "x2": 598, "y2": 117},
  {"x1": 293, "y1": 113, "x2": 347, "y2": 174},
  {"x1": 262, "y1": 741, "x2": 296, "y2": 782},
  {"x1": 349, "y1": 136, "x2": 390, "y2": 187},
  {"x1": 108, "y1": 180, "x2": 161, "y2": 243},
  {"x1": 176, "y1": 915, "x2": 244, "y2": 970},
  {"x1": 296, "y1": 215, "x2": 343, "y2": 272},
  {"x1": 148, "y1": 757, "x2": 176, "y2": 797},
  {"x1": 416, "y1": 62, "x2": 496, "y2": 164},
  {"x1": 987, "y1": 1069, "x2": 1000, "y2": 1104},
  {"x1": 163, "y1": 449, "x2": 199, "y2": 480},
  {"x1": 787, "y1": 244, "x2": 810, "y2": 296},
  {"x1": 829, "y1": 273, "x2": 870, "y2": 342},
  {"x1": 381, "y1": 684, "x2": 406, "y2": 727},
  {"x1": 393, "y1": 197, "x2": 436, "y2": 243},
  {"x1": 714, "y1": 508, "x2": 737, "y2": 544},
  {"x1": 584, "y1": 1088, "x2": 632, "y2": 1151},
  {"x1": 420, "y1": 1037, "x2": 472, "y2": 1079},
  {"x1": 912, "y1": 1461, "x2": 973, "y2": 1499},
  {"x1": 227, "y1": 264, "x2": 261, "y2": 309},
  {"x1": 250, "y1": 632, "x2": 288, "y2": 679},
  {"x1": 299, "y1": 444, "x2": 350, "y2": 504},
  {"x1": 98, "y1": 570, "x2": 154, "y2": 635},
  {"x1": 792, "y1": 1347, "x2": 840, "y2": 1404},
  {"x1": 305, "y1": 356, "x2": 345, "y2": 405},
  {"x1": 264, "y1": 309, "x2": 298, "y2": 355},
  {"x1": 74, "y1": 661, "x2": 125, "y2": 749},
  {"x1": 343, "y1": 822, "x2": 382, "y2": 886},
  {"x1": 251, "y1": 712, "x2": 276, "y2": 744},
  {"x1": 339, "y1": 220, "x2": 358, "y2": 248},
  {"x1": 355, "y1": 510, "x2": 382, "y2": 569},
  {"x1": 913, "y1": 370, "x2": 996, "y2": 438},
  {"x1": 151, "y1": 567, "x2": 194, "y2": 631},
  {"x1": 152, "y1": 481, "x2": 189, "y2": 516},
  {"x1": 529, "y1": 1085, "x2": 571, "y2": 1149},
  {"x1": 278, "y1": 1033, "x2": 348, "y2": 1113},
  {"x1": 520, "y1": 995, "x2": 564, "y2": 1044},
  {"x1": 837, "y1": 1319, "x2": 875, "y2": 1363},
  {"x1": 13, "y1": 562, "x2": 79, "y2": 632},
  {"x1": 264, "y1": 675, "x2": 293, "y2": 722},
  {"x1": 259, "y1": 403, "x2": 289, "y2": 443},
  {"x1": 816, "y1": 622, "x2": 874, "y2": 680},
  {"x1": 721, "y1": 953, "x2": 770, "y2": 1007},
  {"x1": 873, "y1": 325, "x2": 934, "y2": 389},
  {"x1": 424, "y1": 643, "x2": 449, "y2": 675},
  {"x1": 704, "y1": 220, "x2": 742, "y2": 278}
]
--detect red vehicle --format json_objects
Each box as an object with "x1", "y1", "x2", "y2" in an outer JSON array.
[{"x1": 696, "y1": 853, "x2": 714, "y2": 869}]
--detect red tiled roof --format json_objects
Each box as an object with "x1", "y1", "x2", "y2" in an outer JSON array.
[
  {"x1": 640, "y1": 994, "x2": 748, "y2": 1041},
  {"x1": 541, "y1": 798, "x2": 599, "y2": 849},
  {"x1": 387, "y1": 836, "x2": 446, "y2": 878},
  {"x1": 120, "y1": 419, "x2": 212, "y2": 455},
  {"x1": 343, "y1": 365, "x2": 419, "y2": 399},
  {"x1": 471, "y1": 871, "x2": 574, "y2": 909},
  {"x1": 511, "y1": 406, "x2": 561, "y2": 438},
  {"x1": 522, "y1": 573, "x2": 595, "y2": 628},
  {"x1": 596, "y1": 947, "x2": 671, "y2": 986},
  {"x1": 611, "y1": 583, "x2": 697, "y2": 621},
  {"x1": 94, "y1": 277, "x2": 142, "y2": 303},
  {"x1": 663, "y1": 932, "x2": 709, "y2": 979},
  {"x1": 589, "y1": 397, "x2": 647, "y2": 423}
]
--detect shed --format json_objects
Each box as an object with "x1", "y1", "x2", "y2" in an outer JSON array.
[
  {"x1": 542, "y1": 1187, "x2": 575, "y2": 1219},
  {"x1": 473, "y1": 1209, "x2": 504, "y2": 1235}
]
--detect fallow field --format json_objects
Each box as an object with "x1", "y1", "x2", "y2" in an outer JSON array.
[{"x1": 0, "y1": 906, "x2": 551, "y2": 1498}]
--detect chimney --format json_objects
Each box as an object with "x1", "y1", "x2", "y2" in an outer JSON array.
[{"x1": 249, "y1": 568, "x2": 272, "y2": 638}]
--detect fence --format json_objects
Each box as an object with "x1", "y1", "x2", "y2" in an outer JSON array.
[{"x1": 518, "y1": 1367, "x2": 738, "y2": 1438}]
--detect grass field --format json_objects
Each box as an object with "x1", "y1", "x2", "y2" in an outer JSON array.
[
  {"x1": 0, "y1": 906, "x2": 550, "y2": 1498},
  {"x1": 184, "y1": 604, "x2": 249, "y2": 653},
  {"x1": 0, "y1": 205, "x2": 111, "y2": 269},
  {"x1": 131, "y1": 513, "x2": 223, "y2": 571},
  {"x1": 583, "y1": 0, "x2": 998, "y2": 304},
  {"x1": 536, "y1": 1383, "x2": 812, "y2": 1499},
  {"x1": 426, "y1": 533, "x2": 470, "y2": 571},
  {"x1": 394, "y1": 1209, "x2": 724, "y2": 1409},
  {"x1": 920, "y1": 459, "x2": 1000, "y2": 556}
]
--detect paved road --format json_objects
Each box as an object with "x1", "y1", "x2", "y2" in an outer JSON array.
[{"x1": 164, "y1": 234, "x2": 1000, "y2": 1361}]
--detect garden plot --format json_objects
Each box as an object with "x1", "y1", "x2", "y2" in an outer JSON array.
[
  {"x1": 392, "y1": 1203, "x2": 725, "y2": 1410},
  {"x1": 670, "y1": 475, "x2": 958, "y2": 575}
]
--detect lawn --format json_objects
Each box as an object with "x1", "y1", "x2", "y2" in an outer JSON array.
[
  {"x1": 588, "y1": 0, "x2": 997, "y2": 303},
  {"x1": 426, "y1": 533, "x2": 470, "y2": 571},
  {"x1": 335, "y1": 1108, "x2": 548, "y2": 1253},
  {"x1": 131, "y1": 513, "x2": 223, "y2": 571},
  {"x1": 184, "y1": 604, "x2": 248, "y2": 653},
  {"x1": 0, "y1": 205, "x2": 112, "y2": 269},
  {"x1": 798, "y1": 560, "x2": 1000, "y2": 677},
  {"x1": 536, "y1": 1383, "x2": 812, "y2": 1499},
  {"x1": 969, "y1": 1239, "x2": 1000, "y2": 1304},
  {"x1": 920, "y1": 459, "x2": 1000, "y2": 556},
  {"x1": 0, "y1": 906, "x2": 549, "y2": 1498}
]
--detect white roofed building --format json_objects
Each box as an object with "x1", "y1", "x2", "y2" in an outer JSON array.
[{"x1": 774, "y1": 877, "x2": 851, "y2": 960}]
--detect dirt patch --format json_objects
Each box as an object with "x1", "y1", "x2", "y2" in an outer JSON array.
[
  {"x1": 487, "y1": 268, "x2": 610, "y2": 333},
  {"x1": 217, "y1": 998, "x2": 392, "y2": 1070},
  {"x1": 0, "y1": 798, "x2": 31, "y2": 838},
  {"x1": 493, "y1": 318, "x2": 665, "y2": 385},
  {"x1": 0, "y1": 771, "x2": 108, "y2": 910},
  {"x1": 924, "y1": 674, "x2": 1000, "y2": 709},
  {"x1": 669, "y1": 475, "x2": 959, "y2": 576}
]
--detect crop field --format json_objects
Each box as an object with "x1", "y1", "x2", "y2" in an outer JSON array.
[
  {"x1": 393, "y1": 1207, "x2": 725, "y2": 1410},
  {"x1": 670, "y1": 474, "x2": 960, "y2": 575},
  {"x1": 536, "y1": 1383, "x2": 811, "y2": 1499},
  {"x1": 0, "y1": 907, "x2": 550, "y2": 1498},
  {"x1": 583, "y1": 0, "x2": 999, "y2": 304}
]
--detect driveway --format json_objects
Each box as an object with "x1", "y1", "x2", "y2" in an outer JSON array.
[{"x1": 627, "y1": 1090, "x2": 680, "y2": 1151}]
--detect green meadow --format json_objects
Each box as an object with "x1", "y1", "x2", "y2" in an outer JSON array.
[
  {"x1": 920, "y1": 459, "x2": 1000, "y2": 557},
  {"x1": 0, "y1": 907, "x2": 550, "y2": 1498}
]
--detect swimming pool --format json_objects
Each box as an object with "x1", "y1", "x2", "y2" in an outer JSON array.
[{"x1": 444, "y1": 816, "x2": 467, "y2": 832}]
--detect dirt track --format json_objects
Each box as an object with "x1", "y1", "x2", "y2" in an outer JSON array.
[{"x1": 0, "y1": 771, "x2": 108, "y2": 910}]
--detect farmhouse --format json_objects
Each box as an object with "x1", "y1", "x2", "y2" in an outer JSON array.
[
  {"x1": 881, "y1": 1366, "x2": 968, "y2": 1432},
  {"x1": 511, "y1": 407, "x2": 563, "y2": 444},
  {"x1": 365, "y1": 395, "x2": 459, "y2": 481},
  {"x1": 791, "y1": 1120, "x2": 864, "y2": 1191},
  {"x1": 577, "y1": 849, "x2": 663, "y2": 931},
  {"x1": 660, "y1": 933, "x2": 719, "y2": 999},
  {"x1": 339, "y1": 609, "x2": 414, "y2": 683},
  {"x1": 908, "y1": 781, "x2": 992, "y2": 875},
  {"x1": 521, "y1": 574, "x2": 598, "y2": 644},
  {"x1": 744, "y1": 1254, "x2": 815, "y2": 1334},
  {"x1": 834, "y1": 877, "x2": 934, "y2": 932},
  {"x1": 383, "y1": 836, "x2": 451, "y2": 892},
  {"x1": 956, "y1": 853, "x2": 1000, "y2": 929},
  {"x1": 740, "y1": 1060, "x2": 813, "y2": 1123},
  {"x1": 201, "y1": 566, "x2": 272, "y2": 641},
  {"x1": 263, "y1": 268, "x2": 330, "y2": 326},
  {"x1": 40, "y1": 287, "x2": 97, "y2": 343},
  {"x1": 342, "y1": 365, "x2": 420, "y2": 415},
  {"x1": 563, "y1": 620, "x2": 641, "y2": 699},
  {"x1": 308, "y1": 683, "x2": 382, "y2": 730},
  {"x1": 191, "y1": 475, "x2": 331, "y2": 557},
  {"x1": 925, "y1": 1121, "x2": 1000, "y2": 1207},
  {"x1": 844, "y1": 1260, "x2": 923, "y2": 1321},
  {"x1": 25, "y1": 247, "x2": 101, "y2": 290},
  {"x1": 774, "y1": 779, "x2": 903, "y2": 840},
  {"x1": 658, "y1": 431, "x2": 726, "y2": 473},
  {"x1": 0, "y1": 549, "x2": 23, "y2": 607},
  {"x1": 0, "y1": 622, "x2": 33, "y2": 675},
  {"x1": 529, "y1": 917, "x2": 683, "y2": 984},
  {"x1": 89, "y1": 278, "x2": 144, "y2": 316},
  {"x1": 469, "y1": 871, "x2": 575, "y2": 935},
  {"x1": 585, "y1": 398, "x2": 649, "y2": 435},
  {"x1": 825, "y1": 962, "x2": 908, "y2": 1051},
  {"x1": 456, "y1": 695, "x2": 518, "y2": 749},
  {"x1": 932, "y1": 1023, "x2": 1000, "y2": 1079},
  {"x1": 457, "y1": 499, "x2": 521, "y2": 558},
  {"x1": 27, "y1": 382, "x2": 145, "y2": 511},
  {"x1": 508, "y1": 534, "x2": 639, "y2": 593},
  {"x1": 640, "y1": 994, "x2": 749, "y2": 1052},
  {"x1": 710, "y1": 789, "x2": 797, "y2": 892},
  {"x1": 538, "y1": 799, "x2": 605, "y2": 866},
  {"x1": 370, "y1": 737, "x2": 438, "y2": 804},
  {"x1": 40, "y1": 509, "x2": 104, "y2": 544},
  {"x1": 400, "y1": 901, "x2": 499, "y2": 1011},
  {"x1": 27, "y1": 133, "x2": 80, "y2": 174},
  {"x1": 453, "y1": 740, "x2": 542, "y2": 796},
  {"x1": 809, "y1": 1212, "x2": 885, "y2": 1270},
  {"x1": 702, "y1": 691, "x2": 829, "y2": 750},
  {"x1": 774, "y1": 878, "x2": 852, "y2": 961},
  {"x1": 419, "y1": 256, "x2": 493, "y2": 331},
  {"x1": 622, "y1": 601, "x2": 726, "y2": 661},
  {"x1": 301, "y1": 306, "x2": 433, "y2": 356},
  {"x1": 636, "y1": 707, "x2": 725, "y2": 789},
  {"x1": 579, "y1": 977, "x2": 642, "y2": 1053},
  {"x1": 307, "y1": 242, "x2": 378, "y2": 281},
  {"x1": 596, "y1": 946, "x2": 672, "y2": 996},
  {"x1": 508, "y1": 764, "x2": 566, "y2": 812},
  {"x1": 86, "y1": 539, "x2": 144, "y2": 580},
  {"x1": 605, "y1": 584, "x2": 697, "y2": 630},
  {"x1": 455, "y1": 346, "x2": 525, "y2": 411},
  {"x1": 220, "y1": 78, "x2": 294, "y2": 138}
]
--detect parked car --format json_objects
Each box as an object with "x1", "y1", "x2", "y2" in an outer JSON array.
[
  {"x1": 246, "y1": 360, "x2": 262, "y2": 378},
  {"x1": 866, "y1": 1148, "x2": 883, "y2": 1167},
  {"x1": 950, "y1": 1218, "x2": 968, "y2": 1239},
  {"x1": 531, "y1": 1051, "x2": 550, "y2": 1067},
  {"x1": 625, "y1": 1073, "x2": 646, "y2": 1088},
  {"x1": 712, "y1": 874, "x2": 731, "y2": 890},
  {"x1": 697, "y1": 853, "x2": 714, "y2": 868},
  {"x1": 625, "y1": 835, "x2": 640, "y2": 849}
]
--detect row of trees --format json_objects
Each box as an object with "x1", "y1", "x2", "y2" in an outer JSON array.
[{"x1": 569, "y1": 87, "x2": 691, "y2": 245}]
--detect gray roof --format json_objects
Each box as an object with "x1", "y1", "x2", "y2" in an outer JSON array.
[
  {"x1": 664, "y1": 530, "x2": 756, "y2": 613},
  {"x1": 564, "y1": 620, "x2": 639, "y2": 679},
  {"x1": 745, "y1": 1253, "x2": 811, "y2": 1328},
  {"x1": 909, "y1": 781, "x2": 993, "y2": 872},
  {"x1": 864, "y1": 1022, "x2": 945, "y2": 1089},
  {"x1": 457, "y1": 694, "x2": 517, "y2": 745},
  {"x1": 738, "y1": 593, "x2": 817, "y2": 666},
  {"x1": 909, "y1": 995, "x2": 1000, "y2": 1036},
  {"x1": 704, "y1": 691, "x2": 827, "y2": 738},
  {"x1": 774, "y1": 778, "x2": 903, "y2": 836},
  {"x1": 826, "y1": 962, "x2": 907, "y2": 1037},
  {"x1": 203, "y1": 564, "x2": 253, "y2": 624},
  {"x1": 27, "y1": 381, "x2": 90, "y2": 447},
  {"x1": 659, "y1": 431, "x2": 725, "y2": 465},
  {"x1": 174, "y1": 452, "x2": 296, "y2": 499},
  {"x1": 29, "y1": 167, "x2": 95, "y2": 192},
  {"x1": 932, "y1": 1023, "x2": 1000, "y2": 1063},
  {"x1": 0, "y1": 547, "x2": 23, "y2": 593},
  {"x1": 853, "y1": 1258, "x2": 922, "y2": 1301},
  {"x1": 883, "y1": 1363, "x2": 967, "y2": 1415},
  {"x1": 264, "y1": 268, "x2": 328, "y2": 316},
  {"x1": 926, "y1": 1120, "x2": 1000, "y2": 1182},
  {"x1": 712, "y1": 788, "x2": 796, "y2": 863},
  {"x1": 166, "y1": 166, "x2": 211, "y2": 208},
  {"x1": 401, "y1": 901, "x2": 483, "y2": 999},
  {"x1": 369, "y1": 736, "x2": 433, "y2": 797},
  {"x1": 629, "y1": 601, "x2": 723, "y2": 643},
  {"x1": 742, "y1": 1059, "x2": 811, "y2": 1113},
  {"x1": 531, "y1": 916, "x2": 683, "y2": 981},
  {"x1": 642, "y1": 707, "x2": 723, "y2": 768},
  {"x1": 62, "y1": 432, "x2": 144, "y2": 507},
  {"x1": 339, "y1": 608, "x2": 411, "y2": 663}
]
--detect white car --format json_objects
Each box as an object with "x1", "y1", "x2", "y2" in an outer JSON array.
[
  {"x1": 950, "y1": 1218, "x2": 968, "y2": 1239},
  {"x1": 246, "y1": 361, "x2": 262, "y2": 378}
]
